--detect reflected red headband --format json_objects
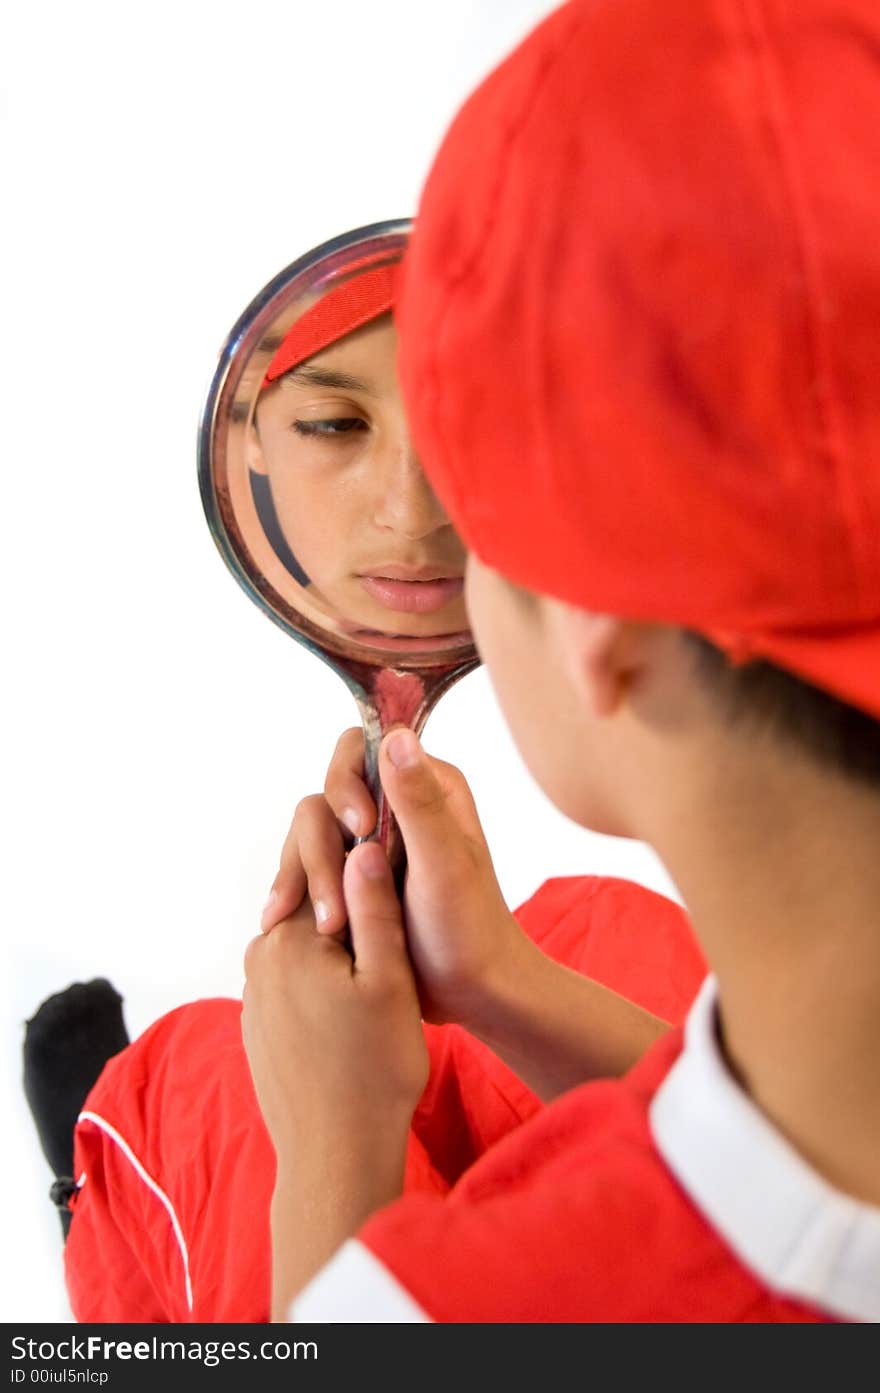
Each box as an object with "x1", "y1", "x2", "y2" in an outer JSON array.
[{"x1": 262, "y1": 261, "x2": 398, "y2": 388}]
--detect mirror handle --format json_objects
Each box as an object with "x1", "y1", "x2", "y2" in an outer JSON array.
[{"x1": 351, "y1": 659, "x2": 479, "y2": 893}]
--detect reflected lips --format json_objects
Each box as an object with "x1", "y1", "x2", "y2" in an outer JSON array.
[{"x1": 359, "y1": 572, "x2": 464, "y2": 613}]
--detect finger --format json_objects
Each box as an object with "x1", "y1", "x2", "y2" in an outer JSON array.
[
  {"x1": 343, "y1": 841, "x2": 410, "y2": 980},
  {"x1": 324, "y1": 727, "x2": 378, "y2": 840},
  {"x1": 296, "y1": 797, "x2": 350, "y2": 934},
  {"x1": 243, "y1": 932, "x2": 265, "y2": 981},
  {"x1": 262, "y1": 800, "x2": 309, "y2": 930},
  {"x1": 263, "y1": 796, "x2": 347, "y2": 935}
]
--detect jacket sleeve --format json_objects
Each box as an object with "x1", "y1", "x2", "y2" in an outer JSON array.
[{"x1": 409, "y1": 874, "x2": 705, "y2": 1187}]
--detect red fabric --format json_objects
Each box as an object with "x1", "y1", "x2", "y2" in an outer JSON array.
[
  {"x1": 396, "y1": 0, "x2": 880, "y2": 719},
  {"x1": 65, "y1": 875, "x2": 704, "y2": 1323},
  {"x1": 263, "y1": 261, "x2": 397, "y2": 387},
  {"x1": 359, "y1": 1032, "x2": 830, "y2": 1323}
]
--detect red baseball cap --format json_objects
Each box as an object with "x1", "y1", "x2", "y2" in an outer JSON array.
[
  {"x1": 263, "y1": 260, "x2": 397, "y2": 387},
  {"x1": 396, "y1": 0, "x2": 880, "y2": 719}
]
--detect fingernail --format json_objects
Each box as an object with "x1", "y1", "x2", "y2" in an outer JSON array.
[
  {"x1": 356, "y1": 843, "x2": 388, "y2": 880},
  {"x1": 386, "y1": 730, "x2": 419, "y2": 769},
  {"x1": 260, "y1": 890, "x2": 278, "y2": 930},
  {"x1": 341, "y1": 807, "x2": 361, "y2": 836},
  {"x1": 314, "y1": 898, "x2": 331, "y2": 926}
]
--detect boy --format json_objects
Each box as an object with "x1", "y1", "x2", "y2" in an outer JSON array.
[
  {"x1": 60, "y1": 267, "x2": 701, "y2": 1321},
  {"x1": 244, "y1": 0, "x2": 880, "y2": 1321}
]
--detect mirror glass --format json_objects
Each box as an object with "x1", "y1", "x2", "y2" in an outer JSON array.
[
  {"x1": 199, "y1": 222, "x2": 479, "y2": 863},
  {"x1": 200, "y1": 221, "x2": 475, "y2": 668}
]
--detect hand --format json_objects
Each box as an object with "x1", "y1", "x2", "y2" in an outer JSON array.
[
  {"x1": 259, "y1": 729, "x2": 671, "y2": 1111},
  {"x1": 262, "y1": 727, "x2": 530, "y2": 1032},
  {"x1": 243, "y1": 839, "x2": 429, "y2": 1166},
  {"x1": 244, "y1": 841, "x2": 429, "y2": 1318}
]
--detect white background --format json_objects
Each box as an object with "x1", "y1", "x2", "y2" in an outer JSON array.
[{"x1": 1, "y1": 0, "x2": 679, "y2": 1321}]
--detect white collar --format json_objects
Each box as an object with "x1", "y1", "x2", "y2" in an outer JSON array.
[{"x1": 650, "y1": 977, "x2": 880, "y2": 1323}]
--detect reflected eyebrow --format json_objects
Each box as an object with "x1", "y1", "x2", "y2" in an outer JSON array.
[{"x1": 285, "y1": 365, "x2": 376, "y2": 395}]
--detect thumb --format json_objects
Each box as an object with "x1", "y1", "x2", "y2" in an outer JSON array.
[
  {"x1": 379, "y1": 729, "x2": 483, "y2": 877},
  {"x1": 378, "y1": 728, "x2": 454, "y2": 838},
  {"x1": 343, "y1": 840, "x2": 410, "y2": 980}
]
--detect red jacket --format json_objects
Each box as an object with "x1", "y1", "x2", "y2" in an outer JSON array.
[{"x1": 65, "y1": 875, "x2": 833, "y2": 1323}]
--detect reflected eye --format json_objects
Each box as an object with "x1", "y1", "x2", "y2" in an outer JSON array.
[{"x1": 293, "y1": 418, "x2": 368, "y2": 437}]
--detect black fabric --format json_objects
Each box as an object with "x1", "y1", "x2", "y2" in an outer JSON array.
[
  {"x1": 23, "y1": 978, "x2": 129, "y2": 1237},
  {"x1": 48, "y1": 1178, "x2": 80, "y2": 1237}
]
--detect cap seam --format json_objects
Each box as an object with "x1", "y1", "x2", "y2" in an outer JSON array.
[{"x1": 736, "y1": 0, "x2": 864, "y2": 602}]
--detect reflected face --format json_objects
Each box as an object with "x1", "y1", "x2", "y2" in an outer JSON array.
[{"x1": 248, "y1": 315, "x2": 467, "y2": 639}]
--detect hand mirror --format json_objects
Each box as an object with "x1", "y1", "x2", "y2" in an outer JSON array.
[{"x1": 198, "y1": 220, "x2": 480, "y2": 877}]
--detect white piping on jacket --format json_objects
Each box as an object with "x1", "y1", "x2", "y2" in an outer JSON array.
[{"x1": 77, "y1": 1110, "x2": 193, "y2": 1314}]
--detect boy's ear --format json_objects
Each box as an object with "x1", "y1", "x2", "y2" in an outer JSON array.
[
  {"x1": 546, "y1": 604, "x2": 648, "y2": 719},
  {"x1": 246, "y1": 415, "x2": 268, "y2": 476}
]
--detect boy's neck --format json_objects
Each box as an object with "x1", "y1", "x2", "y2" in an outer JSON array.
[{"x1": 651, "y1": 744, "x2": 880, "y2": 1209}]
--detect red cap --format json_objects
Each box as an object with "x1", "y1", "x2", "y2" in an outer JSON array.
[
  {"x1": 397, "y1": 0, "x2": 880, "y2": 719},
  {"x1": 263, "y1": 260, "x2": 397, "y2": 387}
]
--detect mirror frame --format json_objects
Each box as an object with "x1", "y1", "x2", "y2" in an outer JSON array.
[{"x1": 197, "y1": 222, "x2": 480, "y2": 872}]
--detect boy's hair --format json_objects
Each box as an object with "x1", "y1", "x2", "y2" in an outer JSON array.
[{"x1": 683, "y1": 633, "x2": 880, "y2": 791}]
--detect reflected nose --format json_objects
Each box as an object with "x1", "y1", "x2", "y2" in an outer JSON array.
[{"x1": 371, "y1": 437, "x2": 449, "y2": 540}]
